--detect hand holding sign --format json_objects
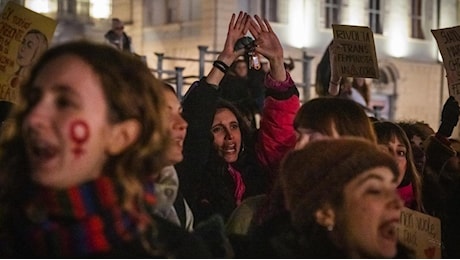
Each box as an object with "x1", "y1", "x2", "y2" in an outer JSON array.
[{"x1": 328, "y1": 41, "x2": 342, "y2": 95}]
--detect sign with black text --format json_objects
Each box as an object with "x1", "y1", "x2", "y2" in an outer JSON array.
[
  {"x1": 332, "y1": 24, "x2": 379, "y2": 79},
  {"x1": 0, "y1": 1, "x2": 56, "y2": 103},
  {"x1": 397, "y1": 207, "x2": 441, "y2": 258},
  {"x1": 432, "y1": 26, "x2": 460, "y2": 103}
]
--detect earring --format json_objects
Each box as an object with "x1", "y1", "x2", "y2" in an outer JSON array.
[{"x1": 327, "y1": 224, "x2": 334, "y2": 231}]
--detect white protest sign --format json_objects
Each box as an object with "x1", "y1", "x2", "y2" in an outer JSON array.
[{"x1": 397, "y1": 207, "x2": 441, "y2": 258}]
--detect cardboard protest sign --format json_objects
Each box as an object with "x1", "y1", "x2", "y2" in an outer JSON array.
[
  {"x1": 432, "y1": 26, "x2": 460, "y2": 103},
  {"x1": 397, "y1": 207, "x2": 441, "y2": 258},
  {"x1": 332, "y1": 24, "x2": 379, "y2": 78},
  {"x1": 0, "y1": 1, "x2": 56, "y2": 103}
]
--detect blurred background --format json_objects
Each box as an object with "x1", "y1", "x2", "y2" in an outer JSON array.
[{"x1": 1, "y1": 0, "x2": 458, "y2": 136}]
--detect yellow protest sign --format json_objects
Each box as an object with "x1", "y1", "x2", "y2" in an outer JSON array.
[
  {"x1": 432, "y1": 26, "x2": 460, "y2": 103},
  {"x1": 332, "y1": 24, "x2": 379, "y2": 79},
  {"x1": 397, "y1": 207, "x2": 441, "y2": 258},
  {"x1": 0, "y1": 1, "x2": 56, "y2": 103}
]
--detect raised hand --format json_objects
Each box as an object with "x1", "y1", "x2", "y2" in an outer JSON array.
[
  {"x1": 328, "y1": 41, "x2": 342, "y2": 95},
  {"x1": 220, "y1": 11, "x2": 250, "y2": 63},
  {"x1": 248, "y1": 15, "x2": 283, "y2": 61},
  {"x1": 207, "y1": 12, "x2": 250, "y2": 86},
  {"x1": 438, "y1": 96, "x2": 460, "y2": 137},
  {"x1": 248, "y1": 15, "x2": 286, "y2": 81}
]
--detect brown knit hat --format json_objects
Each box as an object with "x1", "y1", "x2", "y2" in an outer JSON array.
[{"x1": 280, "y1": 137, "x2": 399, "y2": 230}]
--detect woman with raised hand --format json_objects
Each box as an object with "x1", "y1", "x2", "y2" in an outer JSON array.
[{"x1": 176, "y1": 12, "x2": 299, "y2": 225}]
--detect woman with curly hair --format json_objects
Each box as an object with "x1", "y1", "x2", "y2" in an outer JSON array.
[{"x1": 0, "y1": 41, "x2": 211, "y2": 258}]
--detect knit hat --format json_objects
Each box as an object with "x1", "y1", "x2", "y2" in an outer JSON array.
[{"x1": 280, "y1": 137, "x2": 399, "y2": 230}]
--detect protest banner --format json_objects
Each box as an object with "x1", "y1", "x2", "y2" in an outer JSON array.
[
  {"x1": 332, "y1": 24, "x2": 379, "y2": 79},
  {"x1": 432, "y1": 25, "x2": 460, "y2": 103},
  {"x1": 397, "y1": 207, "x2": 441, "y2": 258},
  {"x1": 0, "y1": 1, "x2": 56, "y2": 103}
]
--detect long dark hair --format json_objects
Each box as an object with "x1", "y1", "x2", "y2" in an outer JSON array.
[
  {"x1": 212, "y1": 98, "x2": 255, "y2": 166},
  {"x1": 373, "y1": 121, "x2": 424, "y2": 212}
]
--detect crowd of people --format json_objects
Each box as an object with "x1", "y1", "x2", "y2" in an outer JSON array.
[{"x1": 0, "y1": 11, "x2": 459, "y2": 258}]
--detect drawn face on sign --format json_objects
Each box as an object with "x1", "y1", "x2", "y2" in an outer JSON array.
[
  {"x1": 22, "y1": 54, "x2": 117, "y2": 189},
  {"x1": 17, "y1": 30, "x2": 48, "y2": 67}
]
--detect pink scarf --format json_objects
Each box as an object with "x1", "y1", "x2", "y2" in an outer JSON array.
[
  {"x1": 228, "y1": 164, "x2": 246, "y2": 205},
  {"x1": 398, "y1": 182, "x2": 415, "y2": 209}
]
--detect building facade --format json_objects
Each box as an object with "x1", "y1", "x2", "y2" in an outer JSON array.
[{"x1": 2, "y1": 0, "x2": 460, "y2": 132}]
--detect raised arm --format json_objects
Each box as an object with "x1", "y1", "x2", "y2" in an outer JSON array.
[
  {"x1": 248, "y1": 15, "x2": 300, "y2": 184},
  {"x1": 249, "y1": 15, "x2": 285, "y2": 81},
  {"x1": 177, "y1": 11, "x2": 251, "y2": 215},
  {"x1": 206, "y1": 11, "x2": 249, "y2": 86},
  {"x1": 328, "y1": 40, "x2": 342, "y2": 96}
]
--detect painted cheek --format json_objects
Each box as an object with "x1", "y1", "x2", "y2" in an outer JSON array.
[{"x1": 69, "y1": 120, "x2": 90, "y2": 158}]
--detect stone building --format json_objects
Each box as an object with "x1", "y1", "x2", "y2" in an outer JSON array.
[{"x1": 2, "y1": 0, "x2": 460, "y2": 133}]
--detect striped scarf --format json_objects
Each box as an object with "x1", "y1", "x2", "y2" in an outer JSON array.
[{"x1": 12, "y1": 176, "x2": 157, "y2": 257}]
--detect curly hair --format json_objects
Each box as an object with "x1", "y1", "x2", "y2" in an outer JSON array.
[{"x1": 0, "y1": 40, "x2": 168, "y2": 213}]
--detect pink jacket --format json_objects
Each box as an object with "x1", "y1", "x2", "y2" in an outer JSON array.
[{"x1": 256, "y1": 72, "x2": 300, "y2": 186}]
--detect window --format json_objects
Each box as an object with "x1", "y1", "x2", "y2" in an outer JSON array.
[
  {"x1": 144, "y1": 0, "x2": 200, "y2": 26},
  {"x1": 143, "y1": 0, "x2": 155, "y2": 26},
  {"x1": 60, "y1": 0, "x2": 77, "y2": 16},
  {"x1": 89, "y1": 0, "x2": 111, "y2": 19},
  {"x1": 166, "y1": 0, "x2": 178, "y2": 23},
  {"x1": 325, "y1": 0, "x2": 341, "y2": 28},
  {"x1": 25, "y1": 0, "x2": 58, "y2": 15},
  {"x1": 77, "y1": 0, "x2": 90, "y2": 18},
  {"x1": 261, "y1": 0, "x2": 278, "y2": 22},
  {"x1": 111, "y1": 0, "x2": 132, "y2": 22},
  {"x1": 165, "y1": 0, "x2": 201, "y2": 24},
  {"x1": 368, "y1": 0, "x2": 383, "y2": 34},
  {"x1": 25, "y1": 0, "x2": 110, "y2": 20},
  {"x1": 410, "y1": 0, "x2": 424, "y2": 39}
]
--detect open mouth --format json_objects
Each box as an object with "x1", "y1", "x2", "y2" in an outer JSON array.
[
  {"x1": 174, "y1": 138, "x2": 183, "y2": 147},
  {"x1": 223, "y1": 143, "x2": 237, "y2": 154},
  {"x1": 379, "y1": 220, "x2": 399, "y2": 242},
  {"x1": 27, "y1": 137, "x2": 58, "y2": 166}
]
